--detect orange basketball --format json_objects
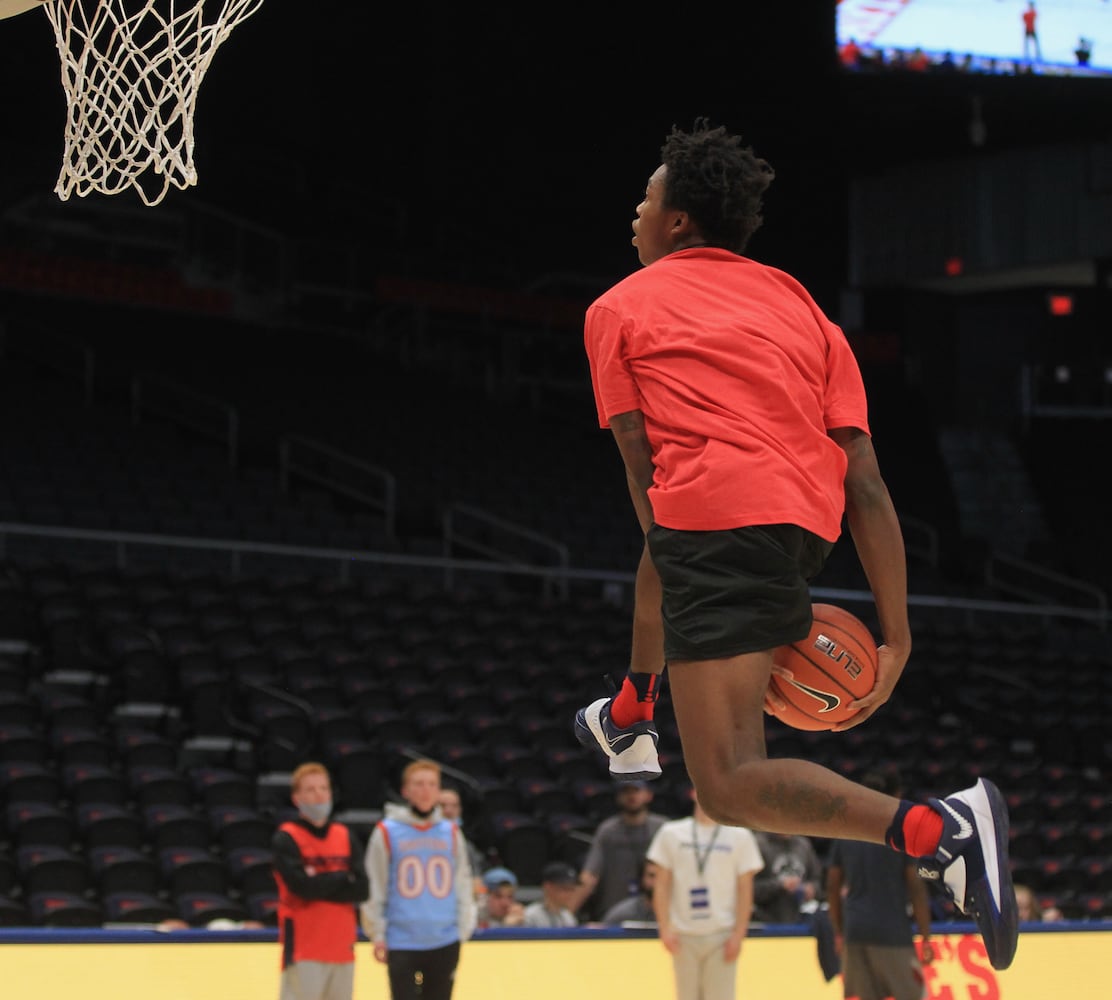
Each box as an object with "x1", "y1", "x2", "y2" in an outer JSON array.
[{"x1": 769, "y1": 603, "x2": 878, "y2": 731}]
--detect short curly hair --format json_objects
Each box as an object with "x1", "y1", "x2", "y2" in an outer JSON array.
[{"x1": 660, "y1": 118, "x2": 775, "y2": 253}]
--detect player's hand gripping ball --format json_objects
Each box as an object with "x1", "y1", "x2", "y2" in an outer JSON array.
[{"x1": 769, "y1": 604, "x2": 879, "y2": 731}]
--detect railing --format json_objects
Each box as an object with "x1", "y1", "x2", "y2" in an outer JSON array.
[
  {"x1": 278, "y1": 434, "x2": 397, "y2": 540},
  {"x1": 0, "y1": 522, "x2": 1108, "y2": 631},
  {"x1": 1019, "y1": 363, "x2": 1112, "y2": 425},
  {"x1": 130, "y1": 373, "x2": 239, "y2": 470},
  {"x1": 986, "y1": 550, "x2": 1108, "y2": 623},
  {"x1": 442, "y1": 503, "x2": 571, "y2": 600},
  {"x1": 899, "y1": 513, "x2": 940, "y2": 567},
  {"x1": 0, "y1": 522, "x2": 590, "y2": 594}
]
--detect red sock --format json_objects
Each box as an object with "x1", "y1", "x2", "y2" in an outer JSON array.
[
  {"x1": 609, "y1": 673, "x2": 660, "y2": 728},
  {"x1": 901, "y1": 804, "x2": 944, "y2": 856}
]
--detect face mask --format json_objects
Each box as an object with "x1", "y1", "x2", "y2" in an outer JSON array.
[{"x1": 301, "y1": 800, "x2": 332, "y2": 824}]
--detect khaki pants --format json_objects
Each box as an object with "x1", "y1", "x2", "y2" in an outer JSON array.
[
  {"x1": 671, "y1": 929, "x2": 738, "y2": 1000},
  {"x1": 842, "y1": 942, "x2": 926, "y2": 1000},
  {"x1": 279, "y1": 960, "x2": 355, "y2": 1000}
]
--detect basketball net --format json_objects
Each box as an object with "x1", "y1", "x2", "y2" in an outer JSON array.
[{"x1": 42, "y1": 0, "x2": 266, "y2": 207}]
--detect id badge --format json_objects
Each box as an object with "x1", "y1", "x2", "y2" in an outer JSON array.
[{"x1": 689, "y1": 885, "x2": 710, "y2": 920}]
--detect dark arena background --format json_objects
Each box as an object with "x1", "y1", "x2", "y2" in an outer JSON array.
[{"x1": 0, "y1": 2, "x2": 1110, "y2": 997}]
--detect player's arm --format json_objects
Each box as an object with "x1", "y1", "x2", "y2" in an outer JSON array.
[
  {"x1": 609, "y1": 408, "x2": 666, "y2": 676},
  {"x1": 453, "y1": 824, "x2": 477, "y2": 940},
  {"x1": 651, "y1": 863, "x2": 678, "y2": 953},
  {"x1": 905, "y1": 863, "x2": 935, "y2": 964},
  {"x1": 609, "y1": 409, "x2": 655, "y2": 533},
  {"x1": 340, "y1": 829, "x2": 370, "y2": 904},
  {"x1": 271, "y1": 828, "x2": 365, "y2": 901},
  {"x1": 825, "y1": 862, "x2": 845, "y2": 949},
  {"x1": 828, "y1": 426, "x2": 911, "y2": 729},
  {"x1": 568, "y1": 869, "x2": 599, "y2": 914},
  {"x1": 750, "y1": 841, "x2": 783, "y2": 910},
  {"x1": 725, "y1": 869, "x2": 756, "y2": 961},
  {"x1": 361, "y1": 824, "x2": 390, "y2": 948}
]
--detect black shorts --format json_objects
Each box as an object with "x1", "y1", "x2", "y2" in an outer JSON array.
[{"x1": 646, "y1": 523, "x2": 833, "y2": 662}]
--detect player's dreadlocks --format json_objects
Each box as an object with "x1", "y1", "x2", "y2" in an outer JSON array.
[{"x1": 660, "y1": 118, "x2": 775, "y2": 254}]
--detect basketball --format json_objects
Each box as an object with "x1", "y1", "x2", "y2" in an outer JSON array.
[{"x1": 769, "y1": 603, "x2": 878, "y2": 731}]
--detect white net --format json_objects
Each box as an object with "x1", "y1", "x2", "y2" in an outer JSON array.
[{"x1": 42, "y1": 0, "x2": 266, "y2": 207}]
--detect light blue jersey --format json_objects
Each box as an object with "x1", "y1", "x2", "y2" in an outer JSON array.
[{"x1": 380, "y1": 817, "x2": 461, "y2": 950}]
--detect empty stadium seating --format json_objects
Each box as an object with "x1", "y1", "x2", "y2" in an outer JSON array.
[{"x1": 0, "y1": 324, "x2": 1109, "y2": 930}]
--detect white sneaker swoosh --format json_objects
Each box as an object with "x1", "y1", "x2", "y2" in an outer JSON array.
[{"x1": 939, "y1": 799, "x2": 974, "y2": 841}]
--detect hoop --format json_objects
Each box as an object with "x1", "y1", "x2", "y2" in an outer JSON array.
[
  {"x1": 41, "y1": 0, "x2": 267, "y2": 206},
  {"x1": 0, "y1": 1, "x2": 48, "y2": 19}
]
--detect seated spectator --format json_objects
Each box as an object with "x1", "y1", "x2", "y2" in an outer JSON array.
[
  {"x1": 523, "y1": 862, "x2": 579, "y2": 928},
  {"x1": 439, "y1": 784, "x2": 486, "y2": 895},
  {"x1": 1015, "y1": 883, "x2": 1063, "y2": 924},
  {"x1": 570, "y1": 781, "x2": 669, "y2": 922},
  {"x1": 601, "y1": 859, "x2": 657, "y2": 925},
  {"x1": 477, "y1": 866, "x2": 525, "y2": 929},
  {"x1": 752, "y1": 831, "x2": 823, "y2": 924}
]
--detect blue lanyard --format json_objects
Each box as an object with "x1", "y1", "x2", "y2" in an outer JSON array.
[{"x1": 691, "y1": 820, "x2": 721, "y2": 879}]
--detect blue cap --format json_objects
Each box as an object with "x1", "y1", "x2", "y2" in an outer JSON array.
[{"x1": 482, "y1": 866, "x2": 518, "y2": 890}]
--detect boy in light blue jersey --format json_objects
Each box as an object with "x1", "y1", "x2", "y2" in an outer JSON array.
[{"x1": 363, "y1": 760, "x2": 476, "y2": 1000}]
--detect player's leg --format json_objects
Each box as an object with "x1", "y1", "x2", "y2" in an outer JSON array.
[
  {"x1": 574, "y1": 542, "x2": 664, "y2": 780},
  {"x1": 841, "y1": 942, "x2": 883, "y2": 1000},
  {"x1": 322, "y1": 962, "x2": 355, "y2": 1000},
  {"x1": 668, "y1": 650, "x2": 1016, "y2": 970},
  {"x1": 668, "y1": 649, "x2": 897, "y2": 839},
  {"x1": 699, "y1": 929, "x2": 739, "y2": 1000},
  {"x1": 670, "y1": 935, "x2": 702, "y2": 1000},
  {"x1": 875, "y1": 944, "x2": 927, "y2": 1000},
  {"x1": 418, "y1": 942, "x2": 461, "y2": 1000},
  {"x1": 385, "y1": 951, "x2": 421, "y2": 1000},
  {"x1": 281, "y1": 961, "x2": 342, "y2": 1000}
]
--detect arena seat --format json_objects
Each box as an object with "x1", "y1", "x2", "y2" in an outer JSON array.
[
  {"x1": 77, "y1": 802, "x2": 145, "y2": 850},
  {"x1": 175, "y1": 891, "x2": 249, "y2": 928},
  {"x1": 207, "y1": 805, "x2": 273, "y2": 853},
  {"x1": 102, "y1": 891, "x2": 177, "y2": 925},
  {"x1": 485, "y1": 811, "x2": 549, "y2": 887},
  {"x1": 64, "y1": 763, "x2": 129, "y2": 806},
  {"x1": 8, "y1": 802, "x2": 75, "y2": 850},
  {"x1": 89, "y1": 844, "x2": 161, "y2": 896},
  {"x1": 143, "y1": 804, "x2": 211, "y2": 852},
  {"x1": 17, "y1": 845, "x2": 90, "y2": 896},
  {"x1": 225, "y1": 846, "x2": 277, "y2": 898},
  {"x1": 158, "y1": 846, "x2": 227, "y2": 897},
  {"x1": 0, "y1": 896, "x2": 30, "y2": 927},
  {"x1": 0, "y1": 761, "x2": 61, "y2": 807},
  {"x1": 29, "y1": 892, "x2": 103, "y2": 928}
]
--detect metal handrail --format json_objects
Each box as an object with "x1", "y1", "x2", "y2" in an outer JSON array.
[
  {"x1": 279, "y1": 434, "x2": 397, "y2": 539},
  {"x1": 898, "y1": 513, "x2": 940, "y2": 567},
  {"x1": 0, "y1": 521, "x2": 1108, "y2": 630},
  {"x1": 985, "y1": 550, "x2": 1108, "y2": 619},
  {"x1": 443, "y1": 502, "x2": 571, "y2": 599},
  {"x1": 131, "y1": 373, "x2": 239, "y2": 470}
]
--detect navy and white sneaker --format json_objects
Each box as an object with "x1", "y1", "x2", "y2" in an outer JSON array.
[
  {"x1": 917, "y1": 777, "x2": 1018, "y2": 971},
  {"x1": 574, "y1": 697, "x2": 661, "y2": 782}
]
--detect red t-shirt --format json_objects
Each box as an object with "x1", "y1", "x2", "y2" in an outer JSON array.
[{"x1": 584, "y1": 248, "x2": 869, "y2": 541}]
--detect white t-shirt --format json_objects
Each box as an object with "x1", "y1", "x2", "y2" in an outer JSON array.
[{"x1": 647, "y1": 818, "x2": 764, "y2": 935}]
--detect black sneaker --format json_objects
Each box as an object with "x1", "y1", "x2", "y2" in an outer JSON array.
[
  {"x1": 918, "y1": 777, "x2": 1018, "y2": 970},
  {"x1": 573, "y1": 697, "x2": 661, "y2": 781}
]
